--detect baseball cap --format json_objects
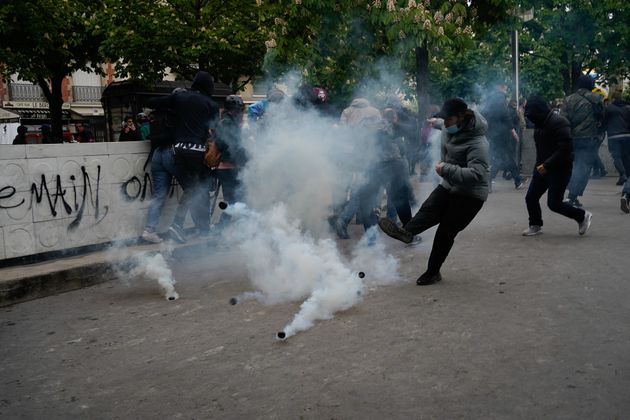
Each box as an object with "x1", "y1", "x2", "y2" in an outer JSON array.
[{"x1": 435, "y1": 98, "x2": 468, "y2": 119}]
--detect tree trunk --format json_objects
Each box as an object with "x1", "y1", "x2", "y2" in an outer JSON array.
[
  {"x1": 415, "y1": 42, "x2": 429, "y2": 119},
  {"x1": 560, "y1": 50, "x2": 571, "y2": 96},
  {"x1": 38, "y1": 74, "x2": 65, "y2": 142}
]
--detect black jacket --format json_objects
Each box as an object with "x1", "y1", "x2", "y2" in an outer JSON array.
[
  {"x1": 147, "y1": 72, "x2": 219, "y2": 146},
  {"x1": 119, "y1": 127, "x2": 142, "y2": 142},
  {"x1": 483, "y1": 91, "x2": 512, "y2": 140},
  {"x1": 603, "y1": 100, "x2": 630, "y2": 138},
  {"x1": 215, "y1": 112, "x2": 248, "y2": 167},
  {"x1": 534, "y1": 112, "x2": 574, "y2": 174}
]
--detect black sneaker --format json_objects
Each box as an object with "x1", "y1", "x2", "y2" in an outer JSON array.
[
  {"x1": 416, "y1": 271, "x2": 442, "y2": 286},
  {"x1": 616, "y1": 176, "x2": 627, "y2": 186},
  {"x1": 377, "y1": 218, "x2": 413, "y2": 244},
  {"x1": 621, "y1": 195, "x2": 630, "y2": 214},
  {"x1": 168, "y1": 224, "x2": 187, "y2": 244}
]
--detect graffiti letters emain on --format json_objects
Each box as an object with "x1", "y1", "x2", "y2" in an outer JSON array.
[{"x1": 0, "y1": 165, "x2": 164, "y2": 231}]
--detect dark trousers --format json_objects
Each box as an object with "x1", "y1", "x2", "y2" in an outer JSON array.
[
  {"x1": 620, "y1": 140, "x2": 630, "y2": 196},
  {"x1": 172, "y1": 149, "x2": 214, "y2": 232},
  {"x1": 403, "y1": 185, "x2": 484, "y2": 274},
  {"x1": 216, "y1": 168, "x2": 243, "y2": 225},
  {"x1": 490, "y1": 137, "x2": 522, "y2": 185},
  {"x1": 608, "y1": 137, "x2": 627, "y2": 178},
  {"x1": 358, "y1": 160, "x2": 412, "y2": 230},
  {"x1": 567, "y1": 137, "x2": 599, "y2": 198},
  {"x1": 525, "y1": 170, "x2": 585, "y2": 227}
]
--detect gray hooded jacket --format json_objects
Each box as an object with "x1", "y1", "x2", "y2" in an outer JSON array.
[{"x1": 439, "y1": 110, "x2": 490, "y2": 201}]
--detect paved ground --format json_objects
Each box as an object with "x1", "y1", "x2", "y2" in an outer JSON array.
[{"x1": 1, "y1": 177, "x2": 629, "y2": 419}]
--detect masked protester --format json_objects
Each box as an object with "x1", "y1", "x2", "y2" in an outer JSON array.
[
  {"x1": 214, "y1": 95, "x2": 248, "y2": 227},
  {"x1": 521, "y1": 96, "x2": 592, "y2": 237},
  {"x1": 378, "y1": 98, "x2": 489, "y2": 285}
]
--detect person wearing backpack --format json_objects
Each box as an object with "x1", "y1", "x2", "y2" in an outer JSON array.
[
  {"x1": 141, "y1": 73, "x2": 219, "y2": 243},
  {"x1": 563, "y1": 74, "x2": 605, "y2": 207}
]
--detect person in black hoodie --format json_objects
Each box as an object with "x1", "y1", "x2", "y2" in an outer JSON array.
[
  {"x1": 147, "y1": 71, "x2": 220, "y2": 242},
  {"x1": 522, "y1": 96, "x2": 592, "y2": 236},
  {"x1": 12, "y1": 125, "x2": 28, "y2": 144},
  {"x1": 603, "y1": 91, "x2": 630, "y2": 212},
  {"x1": 214, "y1": 94, "x2": 248, "y2": 227}
]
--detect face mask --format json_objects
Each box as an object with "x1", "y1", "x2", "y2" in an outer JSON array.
[{"x1": 445, "y1": 124, "x2": 460, "y2": 134}]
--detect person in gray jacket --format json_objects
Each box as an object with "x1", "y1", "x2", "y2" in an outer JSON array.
[
  {"x1": 563, "y1": 74, "x2": 604, "y2": 207},
  {"x1": 378, "y1": 98, "x2": 489, "y2": 285}
]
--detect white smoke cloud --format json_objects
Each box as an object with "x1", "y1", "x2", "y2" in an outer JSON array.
[{"x1": 106, "y1": 241, "x2": 179, "y2": 301}]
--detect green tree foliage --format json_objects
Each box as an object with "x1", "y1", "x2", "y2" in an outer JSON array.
[
  {"x1": 96, "y1": 0, "x2": 268, "y2": 92},
  {"x1": 520, "y1": 0, "x2": 630, "y2": 94},
  {"x1": 0, "y1": 0, "x2": 104, "y2": 141},
  {"x1": 262, "y1": 0, "x2": 514, "y2": 114}
]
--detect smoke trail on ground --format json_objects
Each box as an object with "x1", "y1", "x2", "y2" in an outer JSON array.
[
  {"x1": 107, "y1": 241, "x2": 179, "y2": 301},
  {"x1": 223, "y1": 203, "x2": 365, "y2": 338}
]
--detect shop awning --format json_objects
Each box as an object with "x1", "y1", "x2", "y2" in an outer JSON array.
[
  {"x1": 70, "y1": 107, "x2": 104, "y2": 117},
  {"x1": 0, "y1": 108, "x2": 20, "y2": 123},
  {"x1": 2, "y1": 107, "x2": 71, "y2": 122}
]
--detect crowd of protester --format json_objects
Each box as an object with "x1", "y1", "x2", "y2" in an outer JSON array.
[{"x1": 102, "y1": 70, "x2": 626, "y2": 284}]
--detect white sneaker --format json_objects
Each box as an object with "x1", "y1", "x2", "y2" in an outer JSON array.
[
  {"x1": 141, "y1": 230, "x2": 162, "y2": 244},
  {"x1": 578, "y1": 211, "x2": 592, "y2": 235},
  {"x1": 522, "y1": 225, "x2": 542, "y2": 236}
]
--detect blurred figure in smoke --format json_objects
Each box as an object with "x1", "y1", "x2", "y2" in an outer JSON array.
[
  {"x1": 418, "y1": 105, "x2": 442, "y2": 180},
  {"x1": 293, "y1": 84, "x2": 330, "y2": 116},
  {"x1": 385, "y1": 95, "x2": 419, "y2": 176},
  {"x1": 483, "y1": 82, "x2": 526, "y2": 189},
  {"x1": 602, "y1": 91, "x2": 630, "y2": 213},
  {"x1": 357, "y1": 107, "x2": 412, "y2": 238},
  {"x1": 563, "y1": 74, "x2": 605, "y2": 207},
  {"x1": 378, "y1": 98, "x2": 489, "y2": 285},
  {"x1": 521, "y1": 96, "x2": 592, "y2": 237},
  {"x1": 329, "y1": 97, "x2": 382, "y2": 239},
  {"x1": 590, "y1": 87, "x2": 608, "y2": 179},
  {"x1": 215, "y1": 95, "x2": 248, "y2": 227},
  {"x1": 148, "y1": 71, "x2": 220, "y2": 243},
  {"x1": 247, "y1": 88, "x2": 286, "y2": 124}
]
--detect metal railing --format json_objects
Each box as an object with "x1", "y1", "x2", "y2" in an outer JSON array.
[
  {"x1": 9, "y1": 83, "x2": 47, "y2": 101},
  {"x1": 72, "y1": 85, "x2": 104, "y2": 103}
]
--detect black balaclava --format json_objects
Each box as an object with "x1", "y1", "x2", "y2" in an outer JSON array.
[
  {"x1": 576, "y1": 74, "x2": 595, "y2": 91},
  {"x1": 191, "y1": 71, "x2": 215, "y2": 97},
  {"x1": 524, "y1": 96, "x2": 551, "y2": 127}
]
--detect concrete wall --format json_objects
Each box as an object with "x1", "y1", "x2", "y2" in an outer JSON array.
[{"x1": 0, "y1": 142, "x2": 180, "y2": 261}]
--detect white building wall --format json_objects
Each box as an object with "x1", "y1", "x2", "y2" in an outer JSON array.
[{"x1": 0, "y1": 142, "x2": 184, "y2": 260}]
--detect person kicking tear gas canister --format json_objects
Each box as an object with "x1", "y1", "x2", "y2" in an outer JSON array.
[{"x1": 378, "y1": 98, "x2": 489, "y2": 285}]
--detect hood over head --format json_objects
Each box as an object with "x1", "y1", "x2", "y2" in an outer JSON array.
[
  {"x1": 576, "y1": 74, "x2": 595, "y2": 91},
  {"x1": 191, "y1": 71, "x2": 215, "y2": 97},
  {"x1": 524, "y1": 95, "x2": 551, "y2": 127},
  {"x1": 350, "y1": 98, "x2": 371, "y2": 108}
]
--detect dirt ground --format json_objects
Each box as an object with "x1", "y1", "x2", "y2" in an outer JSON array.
[{"x1": 1, "y1": 178, "x2": 629, "y2": 419}]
